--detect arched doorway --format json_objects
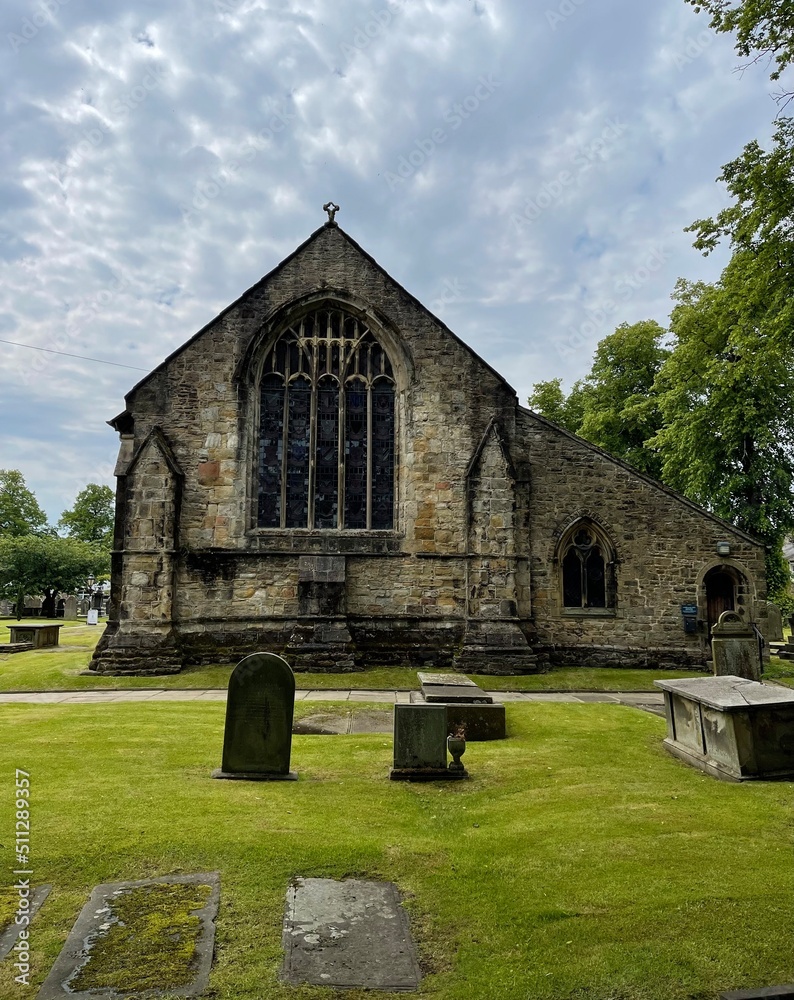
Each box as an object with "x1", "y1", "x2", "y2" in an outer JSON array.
[{"x1": 704, "y1": 566, "x2": 744, "y2": 635}]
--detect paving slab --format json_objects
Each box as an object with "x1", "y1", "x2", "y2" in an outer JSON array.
[
  {"x1": 348, "y1": 690, "x2": 397, "y2": 703},
  {"x1": 37, "y1": 873, "x2": 219, "y2": 1000},
  {"x1": 303, "y1": 690, "x2": 351, "y2": 701},
  {"x1": 0, "y1": 885, "x2": 51, "y2": 961},
  {"x1": 281, "y1": 878, "x2": 421, "y2": 991}
]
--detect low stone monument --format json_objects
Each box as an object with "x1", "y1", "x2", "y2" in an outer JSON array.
[
  {"x1": 212, "y1": 652, "x2": 298, "y2": 781},
  {"x1": 711, "y1": 611, "x2": 762, "y2": 681},
  {"x1": 418, "y1": 671, "x2": 506, "y2": 740},
  {"x1": 655, "y1": 675, "x2": 794, "y2": 781},
  {"x1": 389, "y1": 704, "x2": 467, "y2": 781}
]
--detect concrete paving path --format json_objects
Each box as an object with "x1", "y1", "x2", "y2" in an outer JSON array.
[{"x1": 0, "y1": 688, "x2": 665, "y2": 711}]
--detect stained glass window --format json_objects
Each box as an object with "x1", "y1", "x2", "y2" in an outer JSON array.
[{"x1": 257, "y1": 307, "x2": 396, "y2": 529}]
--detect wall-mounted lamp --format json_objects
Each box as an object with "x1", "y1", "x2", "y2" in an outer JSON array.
[{"x1": 716, "y1": 541, "x2": 731, "y2": 557}]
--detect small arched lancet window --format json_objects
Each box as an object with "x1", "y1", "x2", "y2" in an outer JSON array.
[
  {"x1": 257, "y1": 307, "x2": 396, "y2": 530},
  {"x1": 560, "y1": 523, "x2": 615, "y2": 609}
]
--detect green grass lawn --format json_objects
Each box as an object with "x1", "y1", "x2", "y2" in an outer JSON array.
[
  {"x1": 0, "y1": 620, "x2": 711, "y2": 692},
  {"x1": 0, "y1": 701, "x2": 791, "y2": 1000}
]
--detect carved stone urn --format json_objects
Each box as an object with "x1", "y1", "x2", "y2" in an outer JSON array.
[{"x1": 447, "y1": 732, "x2": 466, "y2": 773}]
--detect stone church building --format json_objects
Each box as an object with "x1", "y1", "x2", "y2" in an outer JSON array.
[{"x1": 90, "y1": 214, "x2": 767, "y2": 675}]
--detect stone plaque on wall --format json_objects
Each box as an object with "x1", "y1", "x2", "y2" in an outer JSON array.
[
  {"x1": 298, "y1": 556, "x2": 346, "y2": 583},
  {"x1": 212, "y1": 652, "x2": 297, "y2": 780}
]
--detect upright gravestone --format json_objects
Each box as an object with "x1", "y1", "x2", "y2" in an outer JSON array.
[
  {"x1": 63, "y1": 596, "x2": 78, "y2": 621},
  {"x1": 390, "y1": 704, "x2": 466, "y2": 781},
  {"x1": 711, "y1": 611, "x2": 762, "y2": 682},
  {"x1": 212, "y1": 653, "x2": 298, "y2": 781}
]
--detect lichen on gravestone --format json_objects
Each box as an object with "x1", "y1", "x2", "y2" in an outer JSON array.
[{"x1": 68, "y1": 882, "x2": 212, "y2": 992}]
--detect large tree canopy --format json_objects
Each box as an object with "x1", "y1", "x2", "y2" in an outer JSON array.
[
  {"x1": 0, "y1": 469, "x2": 49, "y2": 538},
  {"x1": 59, "y1": 483, "x2": 115, "y2": 547},
  {"x1": 650, "y1": 264, "x2": 794, "y2": 597},
  {"x1": 0, "y1": 535, "x2": 108, "y2": 620},
  {"x1": 529, "y1": 321, "x2": 668, "y2": 478}
]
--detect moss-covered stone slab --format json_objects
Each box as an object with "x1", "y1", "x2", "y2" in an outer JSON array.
[
  {"x1": 37, "y1": 873, "x2": 219, "y2": 999},
  {"x1": 0, "y1": 884, "x2": 51, "y2": 961},
  {"x1": 281, "y1": 877, "x2": 421, "y2": 991}
]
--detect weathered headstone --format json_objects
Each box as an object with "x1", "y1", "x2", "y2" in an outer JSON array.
[
  {"x1": 63, "y1": 596, "x2": 78, "y2": 621},
  {"x1": 390, "y1": 704, "x2": 465, "y2": 780},
  {"x1": 711, "y1": 611, "x2": 762, "y2": 681},
  {"x1": 0, "y1": 599, "x2": 11, "y2": 617},
  {"x1": 281, "y1": 878, "x2": 421, "y2": 991},
  {"x1": 212, "y1": 652, "x2": 298, "y2": 780},
  {"x1": 36, "y1": 874, "x2": 219, "y2": 1000},
  {"x1": 764, "y1": 603, "x2": 784, "y2": 642}
]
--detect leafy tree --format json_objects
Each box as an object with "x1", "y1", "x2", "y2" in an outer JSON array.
[
  {"x1": 0, "y1": 535, "x2": 108, "y2": 620},
  {"x1": 59, "y1": 484, "x2": 115, "y2": 546},
  {"x1": 687, "y1": 118, "x2": 794, "y2": 266},
  {"x1": 527, "y1": 378, "x2": 588, "y2": 432},
  {"x1": 529, "y1": 322, "x2": 669, "y2": 478},
  {"x1": 576, "y1": 321, "x2": 669, "y2": 478},
  {"x1": 684, "y1": 0, "x2": 794, "y2": 97},
  {"x1": 0, "y1": 469, "x2": 49, "y2": 538},
  {"x1": 650, "y1": 271, "x2": 794, "y2": 599}
]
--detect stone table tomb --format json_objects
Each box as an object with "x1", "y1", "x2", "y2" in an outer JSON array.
[{"x1": 655, "y1": 675, "x2": 794, "y2": 781}]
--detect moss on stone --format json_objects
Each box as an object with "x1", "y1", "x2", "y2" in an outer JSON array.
[
  {"x1": 70, "y1": 882, "x2": 212, "y2": 992},
  {"x1": 0, "y1": 887, "x2": 20, "y2": 934}
]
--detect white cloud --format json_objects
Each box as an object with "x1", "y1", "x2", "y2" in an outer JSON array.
[{"x1": 0, "y1": 0, "x2": 779, "y2": 518}]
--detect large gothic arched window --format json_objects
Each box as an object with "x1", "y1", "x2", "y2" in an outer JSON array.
[
  {"x1": 257, "y1": 307, "x2": 396, "y2": 530},
  {"x1": 559, "y1": 522, "x2": 616, "y2": 609}
]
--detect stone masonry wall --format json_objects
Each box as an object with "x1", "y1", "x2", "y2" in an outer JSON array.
[{"x1": 518, "y1": 410, "x2": 767, "y2": 668}]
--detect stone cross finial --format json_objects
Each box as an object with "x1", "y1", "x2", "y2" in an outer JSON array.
[{"x1": 323, "y1": 202, "x2": 340, "y2": 224}]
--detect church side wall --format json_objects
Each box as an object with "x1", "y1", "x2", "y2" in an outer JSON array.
[{"x1": 519, "y1": 411, "x2": 767, "y2": 667}]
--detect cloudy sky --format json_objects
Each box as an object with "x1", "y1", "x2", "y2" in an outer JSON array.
[{"x1": 0, "y1": 0, "x2": 779, "y2": 523}]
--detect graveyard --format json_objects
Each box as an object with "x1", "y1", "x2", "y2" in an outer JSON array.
[{"x1": 1, "y1": 625, "x2": 793, "y2": 998}]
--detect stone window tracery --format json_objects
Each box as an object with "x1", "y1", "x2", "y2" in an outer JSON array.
[
  {"x1": 560, "y1": 523, "x2": 615, "y2": 609},
  {"x1": 257, "y1": 307, "x2": 396, "y2": 530}
]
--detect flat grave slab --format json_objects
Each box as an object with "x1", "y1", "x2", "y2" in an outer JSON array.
[
  {"x1": 721, "y1": 987, "x2": 794, "y2": 999},
  {"x1": 417, "y1": 672, "x2": 479, "y2": 688},
  {"x1": 37, "y1": 873, "x2": 219, "y2": 1000},
  {"x1": 0, "y1": 884, "x2": 51, "y2": 961},
  {"x1": 281, "y1": 877, "x2": 421, "y2": 991},
  {"x1": 655, "y1": 676, "x2": 794, "y2": 711},
  {"x1": 421, "y1": 684, "x2": 493, "y2": 704}
]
